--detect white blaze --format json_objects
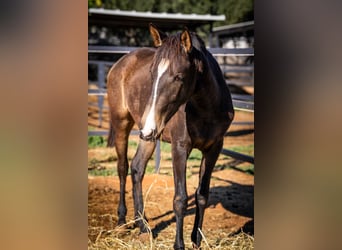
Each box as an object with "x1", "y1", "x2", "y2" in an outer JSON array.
[{"x1": 141, "y1": 58, "x2": 170, "y2": 137}]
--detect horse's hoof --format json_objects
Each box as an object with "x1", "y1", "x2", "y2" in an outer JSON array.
[
  {"x1": 117, "y1": 218, "x2": 126, "y2": 226},
  {"x1": 116, "y1": 219, "x2": 135, "y2": 231},
  {"x1": 192, "y1": 242, "x2": 199, "y2": 249}
]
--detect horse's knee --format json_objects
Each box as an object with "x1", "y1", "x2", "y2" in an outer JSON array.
[
  {"x1": 131, "y1": 166, "x2": 144, "y2": 184},
  {"x1": 173, "y1": 195, "x2": 188, "y2": 215}
]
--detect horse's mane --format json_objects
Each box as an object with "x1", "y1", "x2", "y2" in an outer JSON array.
[
  {"x1": 189, "y1": 33, "x2": 208, "y2": 74},
  {"x1": 190, "y1": 32, "x2": 207, "y2": 53}
]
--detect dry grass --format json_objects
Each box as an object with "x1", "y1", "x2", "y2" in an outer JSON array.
[
  {"x1": 88, "y1": 177, "x2": 254, "y2": 250},
  {"x1": 88, "y1": 220, "x2": 254, "y2": 250}
]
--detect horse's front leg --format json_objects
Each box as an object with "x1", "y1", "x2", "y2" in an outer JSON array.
[
  {"x1": 130, "y1": 139, "x2": 156, "y2": 233},
  {"x1": 191, "y1": 140, "x2": 223, "y2": 248},
  {"x1": 172, "y1": 141, "x2": 191, "y2": 250}
]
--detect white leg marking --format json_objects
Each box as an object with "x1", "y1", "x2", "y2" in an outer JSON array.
[{"x1": 141, "y1": 58, "x2": 170, "y2": 136}]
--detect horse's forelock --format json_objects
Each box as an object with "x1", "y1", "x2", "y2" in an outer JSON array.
[
  {"x1": 151, "y1": 32, "x2": 206, "y2": 76},
  {"x1": 151, "y1": 34, "x2": 187, "y2": 74}
]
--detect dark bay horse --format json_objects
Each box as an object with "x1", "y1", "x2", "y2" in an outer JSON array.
[{"x1": 107, "y1": 24, "x2": 234, "y2": 249}]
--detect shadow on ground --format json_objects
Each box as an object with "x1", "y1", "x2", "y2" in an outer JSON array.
[{"x1": 150, "y1": 179, "x2": 254, "y2": 238}]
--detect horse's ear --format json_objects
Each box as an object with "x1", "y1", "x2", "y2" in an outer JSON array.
[
  {"x1": 149, "y1": 23, "x2": 167, "y2": 47},
  {"x1": 181, "y1": 27, "x2": 192, "y2": 53}
]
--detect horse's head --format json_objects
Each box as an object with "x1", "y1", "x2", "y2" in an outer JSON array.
[{"x1": 140, "y1": 24, "x2": 201, "y2": 141}]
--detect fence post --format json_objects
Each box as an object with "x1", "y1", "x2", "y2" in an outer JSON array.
[
  {"x1": 155, "y1": 139, "x2": 161, "y2": 173},
  {"x1": 97, "y1": 62, "x2": 105, "y2": 127}
]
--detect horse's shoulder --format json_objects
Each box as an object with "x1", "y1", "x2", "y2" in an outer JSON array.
[{"x1": 114, "y1": 47, "x2": 155, "y2": 71}]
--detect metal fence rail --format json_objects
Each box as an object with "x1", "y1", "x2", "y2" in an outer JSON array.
[{"x1": 88, "y1": 45, "x2": 254, "y2": 56}]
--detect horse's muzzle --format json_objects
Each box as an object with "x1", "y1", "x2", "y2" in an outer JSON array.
[{"x1": 139, "y1": 129, "x2": 157, "y2": 142}]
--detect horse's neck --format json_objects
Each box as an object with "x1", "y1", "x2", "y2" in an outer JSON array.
[
  {"x1": 190, "y1": 59, "x2": 232, "y2": 114},
  {"x1": 191, "y1": 71, "x2": 222, "y2": 111}
]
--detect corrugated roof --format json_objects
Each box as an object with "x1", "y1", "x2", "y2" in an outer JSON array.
[
  {"x1": 88, "y1": 8, "x2": 225, "y2": 30},
  {"x1": 89, "y1": 8, "x2": 225, "y2": 21},
  {"x1": 212, "y1": 21, "x2": 254, "y2": 35}
]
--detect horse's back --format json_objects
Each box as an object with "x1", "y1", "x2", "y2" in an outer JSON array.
[{"x1": 107, "y1": 48, "x2": 155, "y2": 124}]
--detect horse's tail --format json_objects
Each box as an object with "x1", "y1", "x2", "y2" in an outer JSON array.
[{"x1": 107, "y1": 123, "x2": 115, "y2": 147}]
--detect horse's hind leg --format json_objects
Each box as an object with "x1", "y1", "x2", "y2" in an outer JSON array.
[
  {"x1": 130, "y1": 139, "x2": 156, "y2": 232},
  {"x1": 110, "y1": 115, "x2": 134, "y2": 226},
  {"x1": 191, "y1": 140, "x2": 223, "y2": 248}
]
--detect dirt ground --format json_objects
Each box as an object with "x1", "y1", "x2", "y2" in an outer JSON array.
[
  {"x1": 88, "y1": 168, "x2": 254, "y2": 242},
  {"x1": 88, "y1": 98, "x2": 254, "y2": 249}
]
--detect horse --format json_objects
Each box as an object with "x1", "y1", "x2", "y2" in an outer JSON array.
[{"x1": 107, "y1": 24, "x2": 234, "y2": 249}]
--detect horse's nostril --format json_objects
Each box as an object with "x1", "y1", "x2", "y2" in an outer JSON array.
[
  {"x1": 139, "y1": 129, "x2": 157, "y2": 142},
  {"x1": 139, "y1": 130, "x2": 147, "y2": 140}
]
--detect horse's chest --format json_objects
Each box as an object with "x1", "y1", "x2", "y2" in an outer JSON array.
[{"x1": 187, "y1": 118, "x2": 225, "y2": 149}]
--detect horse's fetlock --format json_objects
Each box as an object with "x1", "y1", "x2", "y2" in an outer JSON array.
[
  {"x1": 174, "y1": 240, "x2": 185, "y2": 250},
  {"x1": 118, "y1": 205, "x2": 127, "y2": 216}
]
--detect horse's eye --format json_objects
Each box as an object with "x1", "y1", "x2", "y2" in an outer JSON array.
[{"x1": 174, "y1": 75, "x2": 183, "y2": 82}]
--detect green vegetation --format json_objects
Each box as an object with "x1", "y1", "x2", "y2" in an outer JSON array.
[
  {"x1": 160, "y1": 141, "x2": 171, "y2": 152},
  {"x1": 88, "y1": 0, "x2": 254, "y2": 26},
  {"x1": 88, "y1": 162, "x2": 155, "y2": 177},
  {"x1": 88, "y1": 139, "x2": 254, "y2": 176},
  {"x1": 88, "y1": 136, "x2": 138, "y2": 149},
  {"x1": 88, "y1": 135, "x2": 106, "y2": 148},
  {"x1": 230, "y1": 144, "x2": 254, "y2": 156},
  {"x1": 88, "y1": 167, "x2": 116, "y2": 176},
  {"x1": 238, "y1": 164, "x2": 254, "y2": 175},
  {"x1": 160, "y1": 142, "x2": 202, "y2": 161},
  {"x1": 145, "y1": 164, "x2": 156, "y2": 174},
  {"x1": 189, "y1": 149, "x2": 202, "y2": 161},
  {"x1": 128, "y1": 140, "x2": 138, "y2": 147},
  {"x1": 216, "y1": 163, "x2": 254, "y2": 175}
]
